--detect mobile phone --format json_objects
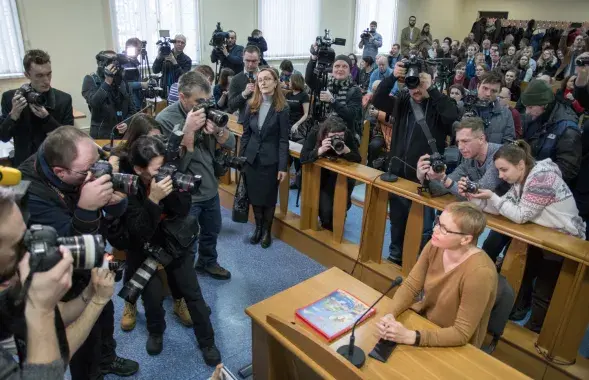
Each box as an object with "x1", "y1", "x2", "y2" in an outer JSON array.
[{"x1": 368, "y1": 339, "x2": 398, "y2": 363}]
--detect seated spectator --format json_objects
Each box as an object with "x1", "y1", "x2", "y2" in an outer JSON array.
[
  {"x1": 556, "y1": 75, "x2": 586, "y2": 115},
  {"x1": 575, "y1": 53, "x2": 589, "y2": 108},
  {"x1": 168, "y1": 65, "x2": 215, "y2": 104},
  {"x1": 499, "y1": 44, "x2": 517, "y2": 73},
  {"x1": 503, "y1": 69, "x2": 521, "y2": 101},
  {"x1": 428, "y1": 39, "x2": 440, "y2": 59},
  {"x1": 358, "y1": 56, "x2": 375, "y2": 93},
  {"x1": 535, "y1": 48, "x2": 559, "y2": 77},
  {"x1": 474, "y1": 52, "x2": 489, "y2": 69},
  {"x1": 348, "y1": 53, "x2": 360, "y2": 84},
  {"x1": 516, "y1": 56, "x2": 534, "y2": 83},
  {"x1": 469, "y1": 141, "x2": 585, "y2": 332},
  {"x1": 468, "y1": 63, "x2": 489, "y2": 92},
  {"x1": 279, "y1": 59, "x2": 301, "y2": 90},
  {"x1": 489, "y1": 50, "x2": 501, "y2": 72},
  {"x1": 440, "y1": 41, "x2": 451, "y2": 58},
  {"x1": 452, "y1": 62, "x2": 469, "y2": 88},
  {"x1": 300, "y1": 116, "x2": 361, "y2": 231},
  {"x1": 498, "y1": 87, "x2": 522, "y2": 138},
  {"x1": 368, "y1": 55, "x2": 392, "y2": 93},
  {"x1": 555, "y1": 27, "x2": 589, "y2": 79},
  {"x1": 388, "y1": 44, "x2": 402, "y2": 68},
  {"x1": 417, "y1": 117, "x2": 504, "y2": 198},
  {"x1": 449, "y1": 84, "x2": 466, "y2": 116},
  {"x1": 522, "y1": 46, "x2": 537, "y2": 73},
  {"x1": 376, "y1": 202, "x2": 497, "y2": 348},
  {"x1": 213, "y1": 68, "x2": 234, "y2": 111},
  {"x1": 556, "y1": 49, "x2": 567, "y2": 80}
]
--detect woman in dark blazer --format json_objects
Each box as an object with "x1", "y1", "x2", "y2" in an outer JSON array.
[{"x1": 240, "y1": 68, "x2": 290, "y2": 248}]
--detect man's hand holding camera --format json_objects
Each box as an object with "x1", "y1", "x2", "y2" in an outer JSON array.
[
  {"x1": 104, "y1": 63, "x2": 118, "y2": 85},
  {"x1": 318, "y1": 136, "x2": 350, "y2": 156},
  {"x1": 181, "y1": 107, "x2": 207, "y2": 151},
  {"x1": 417, "y1": 154, "x2": 446, "y2": 183},
  {"x1": 78, "y1": 173, "x2": 114, "y2": 211},
  {"x1": 319, "y1": 89, "x2": 335, "y2": 103},
  {"x1": 89, "y1": 266, "x2": 115, "y2": 305},
  {"x1": 10, "y1": 93, "x2": 28, "y2": 121}
]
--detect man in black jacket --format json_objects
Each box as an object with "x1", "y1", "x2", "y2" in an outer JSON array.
[
  {"x1": 211, "y1": 30, "x2": 245, "y2": 75},
  {"x1": 82, "y1": 50, "x2": 137, "y2": 139},
  {"x1": 575, "y1": 52, "x2": 589, "y2": 108},
  {"x1": 0, "y1": 50, "x2": 73, "y2": 167},
  {"x1": 18, "y1": 126, "x2": 139, "y2": 379},
  {"x1": 247, "y1": 29, "x2": 268, "y2": 66},
  {"x1": 153, "y1": 34, "x2": 192, "y2": 85},
  {"x1": 373, "y1": 62, "x2": 459, "y2": 265},
  {"x1": 227, "y1": 45, "x2": 260, "y2": 123}
]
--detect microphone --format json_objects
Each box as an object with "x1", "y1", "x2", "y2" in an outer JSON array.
[
  {"x1": 102, "y1": 105, "x2": 153, "y2": 152},
  {"x1": 381, "y1": 156, "x2": 417, "y2": 182},
  {"x1": 337, "y1": 276, "x2": 403, "y2": 368}
]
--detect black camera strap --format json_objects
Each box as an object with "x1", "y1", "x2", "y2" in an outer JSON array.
[{"x1": 409, "y1": 98, "x2": 438, "y2": 155}]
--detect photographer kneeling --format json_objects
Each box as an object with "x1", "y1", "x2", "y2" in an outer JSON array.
[
  {"x1": 300, "y1": 116, "x2": 361, "y2": 231},
  {"x1": 118, "y1": 136, "x2": 220, "y2": 363},
  {"x1": 0, "y1": 187, "x2": 115, "y2": 379}
]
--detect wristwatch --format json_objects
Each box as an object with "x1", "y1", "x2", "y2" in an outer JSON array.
[{"x1": 413, "y1": 330, "x2": 421, "y2": 346}]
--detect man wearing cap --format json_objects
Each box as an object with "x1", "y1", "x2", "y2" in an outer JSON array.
[
  {"x1": 521, "y1": 79, "x2": 581, "y2": 184},
  {"x1": 305, "y1": 52, "x2": 362, "y2": 137}
]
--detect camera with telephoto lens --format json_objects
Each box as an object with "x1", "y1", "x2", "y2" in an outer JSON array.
[
  {"x1": 192, "y1": 100, "x2": 229, "y2": 127},
  {"x1": 210, "y1": 22, "x2": 230, "y2": 49},
  {"x1": 90, "y1": 160, "x2": 139, "y2": 195},
  {"x1": 330, "y1": 136, "x2": 345, "y2": 154},
  {"x1": 312, "y1": 29, "x2": 346, "y2": 73},
  {"x1": 575, "y1": 56, "x2": 589, "y2": 67},
  {"x1": 118, "y1": 242, "x2": 174, "y2": 305},
  {"x1": 23, "y1": 225, "x2": 106, "y2": 272},
  {"x1": 155, "y1": 163, "x2": 201, "y2": 194},
  {"x1": 360, "y1": 28, "x2": 371, "y2": 39},
  {"x1": 214, "y1": 150, "x2": 247, "y2": 177},
  {"x1": 403, "y1": 55, "x2": 426, "y2": 90},
  {"x1": 162, "y1": 129, "x2": 184, "y2": 162},
  {"x1": 16, "y1": 83, "x2": 46, "y2": 107},
  {"x1": 464, "y1": 179, "x2": 479, "y2": 194},
  {"x1": 427, "y1": 152, "x2": 446, "y2": 174}
]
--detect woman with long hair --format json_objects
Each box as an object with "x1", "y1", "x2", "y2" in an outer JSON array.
[
  {"x1": 516, "y1": 55, "x2": 533, "y2": 83},
  {"x1": 348, "y1": 53, "x2": 360, "y2": 84},
  {"x1": 469, "y1": 140, "x2": 585, "y2": 332},
  {"x1": 240, "y1": 68, "x2": 290, "y2": 248},
  {"x1": 358, "y1": 56, "x2": 375, "y2": 93},
  {"x1": 499, "y1": 44, "x2": 516, "y2": 73},
  {"x1": 213, "y1": 68, "x2": 234, "y2": 111},
  {"x1": 468, "y1": 63, "x2": 489, "y2": 92},
  {"x1": 503, "y1": 69, "x2": 521, "y2": 101},
  {"x1": 535, "y1": 48, "x2": 559, "y2": 77},
  {"x1": 110, "y1": 113, "x2": 162, "y2": 173},
  {"x1": 417, "y1": 23, "x2": 433, "y2": 52}
]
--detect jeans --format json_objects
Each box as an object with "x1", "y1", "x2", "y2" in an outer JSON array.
[
  {"x1": 69, "y1": 301, "x2": 116, "y2": 380},
  {"x1": 388, "y1": 194, "x2": 435, "y2": 262},
  {"x1": 190, "y1": 194, "x2": 222, "y2": 267}
]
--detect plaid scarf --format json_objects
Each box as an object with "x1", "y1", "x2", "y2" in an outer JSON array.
[{"x1": 326, "y1": 75, "x2": 352, "y2": 114}]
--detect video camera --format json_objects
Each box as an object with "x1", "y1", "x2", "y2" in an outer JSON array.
[
  {"x1": 90, "y1": 160, "x2": 139, "y2": 195},
  {"x1": 360, "y1": 28, "x2": 372, "y2": 39},
  {"x1": 313, "y1": 29, "x2": 346, "y2": 73},
  {"x1": 143, "y1": 76, "x2": 165, "y2": 99},
  {"x1": 16, "y1": 83, "x2": 46, "y2": 107},
  {"x1": 97, "y1": 52, "x2": 131, "y2": 75},
  {"x1": 402, "y1": 56, "x2": 454, "y2": 90},
  {"x1": 209, "y1": 22, "x2": 230, "y2": 49}
]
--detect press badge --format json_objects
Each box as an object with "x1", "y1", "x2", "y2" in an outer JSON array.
[{"x1": 548, "y1": 133, "x2": 556, "y2": 139}]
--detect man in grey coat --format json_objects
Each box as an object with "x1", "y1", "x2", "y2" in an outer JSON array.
[{"x1": 400, "y1": 16, "x2": 421, "y2": 56}]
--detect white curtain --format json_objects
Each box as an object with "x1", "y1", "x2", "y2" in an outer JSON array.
[
  {"x1": 0, "y1": 0, "x2": 25, "y2": 77},
  {"x1": 110, "y1": 0, "x2": 199, "y2": 64},
  {"x1": 354, "y1": 0, "x2": 398, "y2": 56},
  {"x1": 259, "y1": 0, "x2": 320, "y2": 59}
]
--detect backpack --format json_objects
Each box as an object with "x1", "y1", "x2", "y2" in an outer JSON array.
[{"x1": 535, "y1": 119, "x2": 579, "y2": 161}]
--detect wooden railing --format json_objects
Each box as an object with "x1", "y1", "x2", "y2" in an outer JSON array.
[{"x1": 222, "y1": 116, "x2": 589, "y2": 379}]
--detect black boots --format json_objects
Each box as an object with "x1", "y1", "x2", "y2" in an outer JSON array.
[
  {"x1": 261, "y1": 206, "x2": 275, "y2": 249},
  {"x1": 250, "y1": 206, "x2": 264, "y2": 244}
]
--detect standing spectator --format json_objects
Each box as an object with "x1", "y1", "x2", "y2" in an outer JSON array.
[
  {"x1": 556, "y1": 26, "x2": 589, "y2": 79},
  {"x1": 368, "y1": 55, "x2": 392, "y2": 93},
  {"x1": 1, "y1": 49, "x2": 73, "y2": 167},
  {"x1": 123, "y1": 37, "x2": 149, "y2": 110},
  {"x1": 452, "y1": 62, "x2": 469, "y2": 88},
  {"x1": 227, "y1": 45, "x2": 261, "y2": 123},
  {"x1": 417, "y1": 24, "x2": 433, "y2": 52},
  {"x1": 449, "y1": 84, "x2": 466, "y2": 117},
  {"x1": 358, "y1": 56, "x2": 375, "y2": 94},
  {"x1": 400, "y1": 16, "x2": 421, "y2": 56},
  {"x1": 440, "y1": 41, "x2": 451, "y2": 58},
  {"x1": 468, "y1": 64, "x2": 489, "y2": 92},
  {"x1": 153, "y1": 34, "x2": 192, "y2": 88},
  {"x1": 213, "y1": 68, "x2": 234, "y2": 111},
  {"x1": 388, "y1": 44, "x2": 402, "y2": 68},
  {"x1": 358, "y1": 21, "x2": 383, "y2": 60},
  {"x1": 247, "y1": 29, "x2": 268, "y2": 66},
  {"x1": 522, "y1": 47, "x2": 537, "y2": 73},
  {"x1": 348, "y1": 53, "x2": 360, "y2": 84},
  {"x1": 240, "y1": 68, "x2": 290, "y2": 248},
  {"x1": 503, "y1": 69, "x2": 521, "y2": 101},
  {"x1": 498, "y1": 87, "x2": 523, "y2": 138},
  {"x1": 516, "y1": 55, "x2": 534, "y2": 83},
  {"x1": 470, "y1": 17, "x2": 487, "y2": 46},
  {"x1": 556, "y1": 75, "x2": 586, "y2": 116},
  {"x1": 464, "y1": 45, "x2": 477, "y2": 79},
  {"x1": 286, "y1": 73, "x2": 310, "y2": 138},
  {"x1": 279, "y1": 60, "x2": 301, "y2": 90},
  {"x1": 211, "y1": 30, "x2": 245, "y2": 75}
]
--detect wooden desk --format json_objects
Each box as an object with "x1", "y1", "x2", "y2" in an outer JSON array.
[
  {"x1": 73, "y1": 109, "x2": 86, "y2": 119},
  {"x1": 246, "y1": 267, "x2": 528, "y2": 380}
]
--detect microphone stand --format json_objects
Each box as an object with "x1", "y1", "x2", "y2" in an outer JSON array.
[
  {"x1": 337, "y1": 276, "x2": 403, "y2": 368},
  {"x1": 101, "y1": 105, "x2": 153, "y2": 152}
]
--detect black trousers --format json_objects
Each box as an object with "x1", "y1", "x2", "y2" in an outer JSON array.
[
  {"x1": 318, "y1": 176, "x2": 356, "y2": 230},
  {"x1": 388, "y1": 194, "x2": 435, "y2": 262},
  {"x1": 367, "y1": 136, "x2": 385, "y2": 168},
  {"x1": 482, "y1": 230, "x2": 512, "y2": 263},
  {"x1": 126, "y1": 253, "x2": 215, "y2": 347},
  {"x1": 123, "y1": 262, "x2": 183, "y2": 300},
  {"x1": 69, "y1": 300, "x2": 116, "y2": 380}
]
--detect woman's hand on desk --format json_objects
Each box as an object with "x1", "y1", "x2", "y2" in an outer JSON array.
[{"x1": 376, "y1": 314, "x2": 417, "y2": 345}]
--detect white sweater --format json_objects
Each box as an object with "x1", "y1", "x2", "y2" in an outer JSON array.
[{"x1": 472, "y1": 159, "x2": 586, "y2": 239}]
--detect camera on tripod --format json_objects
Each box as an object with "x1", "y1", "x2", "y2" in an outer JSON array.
[
  {"x1": 312, "y1": 29, "x2": 346, "y2": 73},
  {"x1": 209, "y1": 22, "x2": 230, "y2": 49},
  {"x1": 90, "y1": 160, "x2": 139, "y2": 195},
  {"x1": 16, "y1": 84, "x2": 46, "y2": 107}
]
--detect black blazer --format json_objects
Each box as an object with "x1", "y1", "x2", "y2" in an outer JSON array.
[{"x1": 240, "y1": 104, "x2": 290, "y2": 172}]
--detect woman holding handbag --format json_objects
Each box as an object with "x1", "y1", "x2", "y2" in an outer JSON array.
[{"x1": 240, "y1": 68, "x2": 290, "y2": 248}]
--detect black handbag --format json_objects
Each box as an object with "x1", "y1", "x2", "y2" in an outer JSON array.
[
  {"x1": 232, "y1": 172, "x2": 250, "y2": 223},
  {"x1": 160, "y1": 215, "x2": 200, "y2": 258}
]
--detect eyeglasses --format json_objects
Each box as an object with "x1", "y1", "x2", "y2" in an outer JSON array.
[
  {"x1": 258, "y1": 77, "x2": 274, "y2": 83},
  {"x1": 434, "y1": 216, "x2": 468, "y2": 235},
  {"x1": 67, "y1": 168, "x2": 91, "y2": 176}
]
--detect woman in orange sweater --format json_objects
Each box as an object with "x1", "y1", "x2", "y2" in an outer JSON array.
[{"x1": 376, "y1": 202, "x2": 498, "y2": 348}]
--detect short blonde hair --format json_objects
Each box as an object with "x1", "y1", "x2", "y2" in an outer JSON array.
[{"x1": 444, "y1": 202, "x2": 486, "y2": 240}]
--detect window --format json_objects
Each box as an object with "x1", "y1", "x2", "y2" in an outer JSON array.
[
  {"x1": 258, "y1": 0, "x2": 320, "y2": 60},
  {"x1": 110, "y1": 0, "x2": 199, "y2": 66},
  {"x1": 354, "y1": 0, "x2": 398, "y2": 56},
  {"x1": 0, "y1": 0, "x2": 26, "y2": 77}
]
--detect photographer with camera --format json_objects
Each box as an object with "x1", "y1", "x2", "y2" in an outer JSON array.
[
  {"x1": 156, "y1": 71, "x2": 235, "y2": 280},
  {"x1": 240, "y1": 68, "x2": 290, "y2": 248},
  {"x1": 116, "y1": 135, "x2": 220, "y2": 363},
  {"x1": 227, "y1": 45, "x2": 261, "y2": 123},
  {"x1": 1, "y1": 50, "x2": 73, "y2": 167},
  {"x1": 358, "y1": 21, "x2": 383, "y2": 60},
  {"x1": 82, "y1": 50, "x2": 137, "y2": 139},
  {"x1": 247, "y1": 29, "x2": 268, "y2": 66},
  {"x1": 153, "y1": 34, "x2": 192, "y2": 86},
  {"x1": 17, "y1": 126, "x2": 138, "y2": 378},
  {"x1": 211, "y1": 30, "x2": 245, "y2": 76},
  {"x1": 372, "y1": 59, "x2": 459, "y2": 265},
  {"x1": 123, "y1": 37, "x2": 150, "y2": 109},
  {"x1": 416, "y1": 117, "x2": 504, "y2": 199},
  {"x1": 300, "y1": 116, "x2": 360, "y2": 231}
]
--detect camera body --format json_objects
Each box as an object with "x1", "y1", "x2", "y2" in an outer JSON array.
[
  {"x1": 464, "y1": 179, "x2": 479, "y2": 194},
  {"x1": 157, "y1": 37, "x2": 176, "y2": 56},
  {"x1": 403, "y1": 55, "x2": 426, "y2": 90},
  {"x1": 361, "y1": 28, "x2": 372, "y2": 39},
  {"x1": 214, "y1": 150, "x2": 247, "y2": 177},
  {"x1": 330, "y1": 136, "x2": 345, "y2": 154},
  {"x1": 192, "y1": 101, "x2": 229, "y2": 127},
  {"x1": 575, "y1": 56, "x2": 589, "y2": 67},
  {"x1": 90, "y1": 160, "x2": 139, "y2": 195},
  {"x1": 143, "y1": 76, "x2": 165, "y2": 99},
  {"x1": 17, "y1": 84, "x2": 46, "y2": 107},
  {"x1": 210, "y1": 22, "x2": 230, "y2": 49},
  {"x1": 97, "y1": 52, "x2": 130, "y2": 75},
  {"x1": 155, "y1": 163, "x2": 201, "y2": 194},
  {"x1": 24, "y1": 225, "x2": 106, "y2": 272},
  {"x1": 427, "y1": 152, "x2": 446, "y2": 174}
]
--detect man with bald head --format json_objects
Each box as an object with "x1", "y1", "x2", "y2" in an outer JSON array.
[{"x1": 153, "y1": 33, "x2": 193, "y2": 84}]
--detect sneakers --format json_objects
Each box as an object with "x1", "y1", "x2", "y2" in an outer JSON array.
[
  {"x1": 146, "y1": 333, "x2": 164, "y2": 356},
  {"x1": 101, "y1": 356, "x2": 139, "y2": 377},
  {"x1": 120, "y1": 302, "x2": 137, "y2": 331},
  {"x1": 174, "y1": 298, "x2": 193, "y2": 327},
  {"x1": 201, "y1": 344, "x2": 222, "y2": 366},
  {"x1": 195, "y1": 262, "x2": 232, "y2": 280}
]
